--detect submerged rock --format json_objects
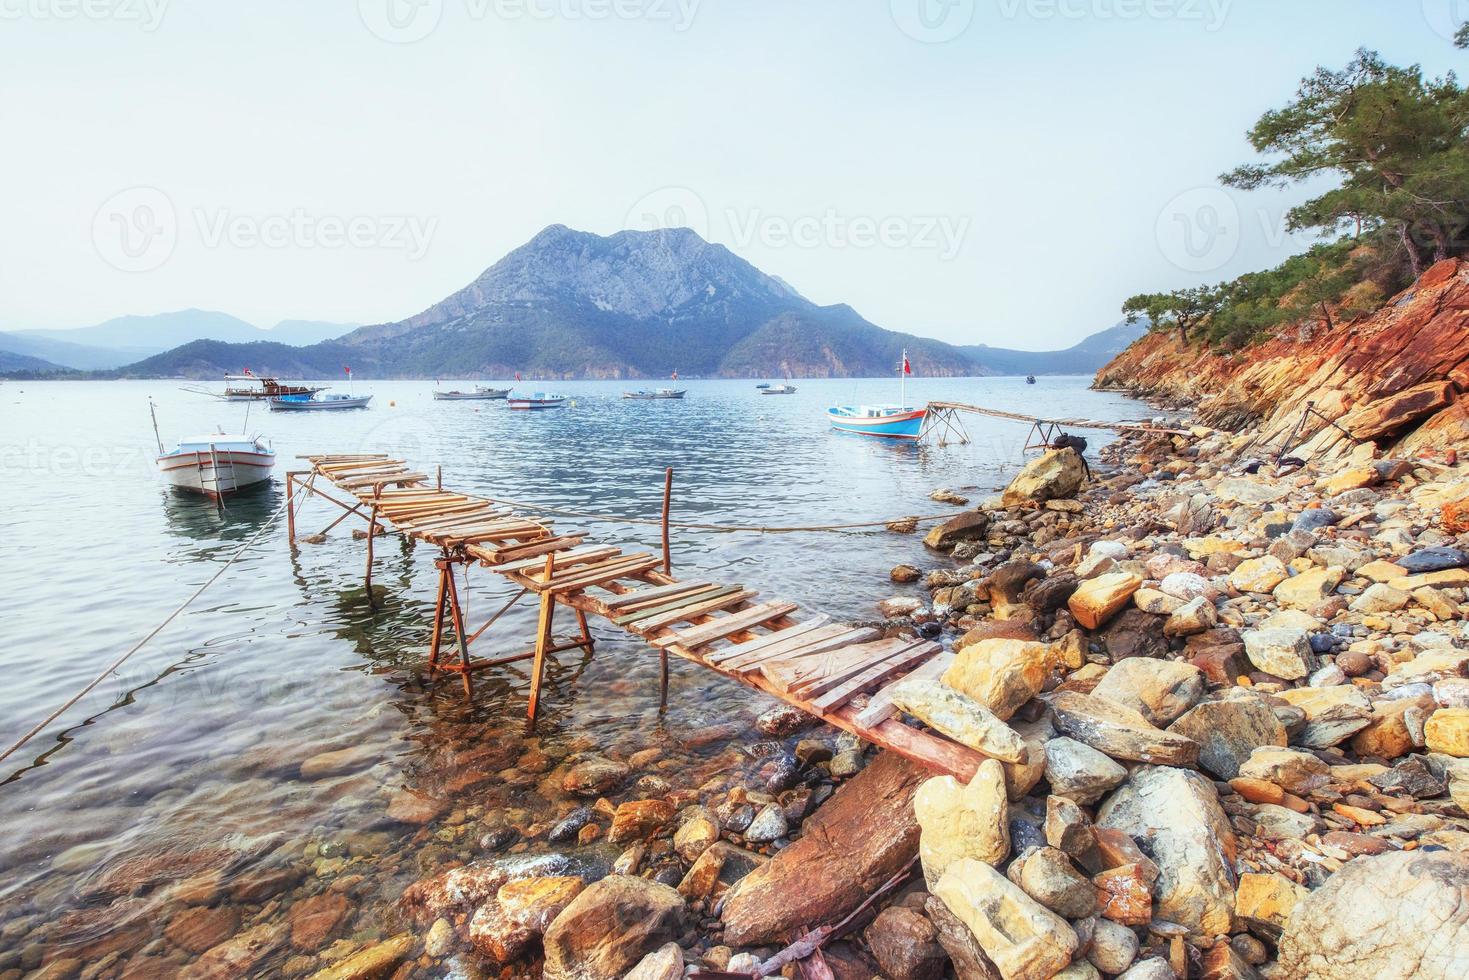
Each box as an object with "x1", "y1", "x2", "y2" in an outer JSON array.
[{"x1": 541, "y1": 876, "x2": 684, "y2": 980}]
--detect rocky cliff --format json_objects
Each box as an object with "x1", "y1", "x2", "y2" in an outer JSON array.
[{"x1": 1096, "y1": 258, "x2": 1469, "y2": 462}]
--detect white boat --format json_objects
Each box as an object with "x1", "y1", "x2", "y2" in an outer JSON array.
[
  {"x1": 433, "y1": 386, "x2": 510, "y2": 401},
  {"x1": 761, "y1": 384, "x2": 797, "y2": 395},
  {"x1": 156, "y1": 434, "x2": 275, "y2": 497},
  {"x1": 623, "y1": 388, "x2": 687, "y2": 400},
  {"x1": 219, "y1": 373, "x2": 326, "y2": 401},
  {"x1": 507, "y1": 392, "x2": 567, "y2": 410},
  {"x1": 269, "y1": 393, "x2": 373, "y2": 411}
]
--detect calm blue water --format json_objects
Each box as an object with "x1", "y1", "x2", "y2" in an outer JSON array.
[{"x1": 0, "y1": 375, "x2": 1148, "y2": 968}]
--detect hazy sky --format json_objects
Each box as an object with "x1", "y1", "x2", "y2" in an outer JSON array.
[{"x1": 1, "y1": 1, "x2": 1463, "y2": 348}]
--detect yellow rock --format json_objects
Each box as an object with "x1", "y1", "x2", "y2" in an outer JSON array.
[
  {"x1": 1272, "y1": 566, "x2": 1346, "y2": 610},
  {"x1": 1357, "y1": 559, "x2": 1408, "y2": 583},
  {"x1": 1235, "y1": 872, "x2": 1306, "y2": 933},
  {"x1": 942, "y1": 638, "x2": 1050, "y2": 721},
  {"x1": 1425, "y1": 708, "x2": 1469, "y2": 757},
  {"x1": 1399, "y1": 568, "x2": 1469, "y2": 591},
  {"x1": 308, "y1": 934, "x2": 415, "y2": 980},
  {"x1": 1321, "y1": 466, "x2": 1380, "y2": 496},
  {"x1": 1067, "y1": 572, "x2": 1143, "y2": 630}
]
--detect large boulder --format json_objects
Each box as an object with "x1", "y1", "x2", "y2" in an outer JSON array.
[
  {"x1": 913, "y1": 759, "x2": 1010, "y2": 887},
  {"x1": 1049, "y1": 691, "x2": 1200, "y2": 766},
  {"x1": 1001, "y1": 449, "x2": 1085, "y2": 506},
  {"x1": 1069, "y1": 573, "x2": 1145, "y2": 630},
  {"x1": 941, "y1": 638, "x2": 1050, "y2": 721},
  {"x1": 933, "y1": 858, "x2": 1078, "y2": 980},
  {"x1": 889, "y1": 678, "x2": 1029, "y2": 763},
  {"x1": 541, "y1": 877, "x2": 684, "y2": 980},
  {"x1": 1340, "y1": 380, "x2": 1457, "y2": 440},
  {"x1": 1090, "y1": 659, "x2": 1206, "y2": 727},
  {"x1": 1096, "y1": 766, "x2": 1236, "y2": 936},
  {"x1": 1276, "y1": 850, "x2": 1469, "y2": 979},
  {"x1": 924, "y1": 511, "x2": 991, "y2": 550},
  {"x1": 1167, "y1": 690, "x2": 1286, "y2": 780}
]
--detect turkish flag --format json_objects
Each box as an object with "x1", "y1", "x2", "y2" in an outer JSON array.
[
  {"x1": 343, "y1": 365, "x2": 351, "y2": 376},
  {"x1": 903, "y1": 355, "x2": 912, "y2": 375}
]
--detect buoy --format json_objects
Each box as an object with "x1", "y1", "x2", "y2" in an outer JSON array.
[{"x1": 389, "y1": 400, "x2": 396, "y2": 407}]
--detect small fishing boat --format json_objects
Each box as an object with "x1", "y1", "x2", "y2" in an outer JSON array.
[
  {"x1": 507, "y1": 392, "x2": 567, "y2": 410},
  {"x1": 760, "y1": 384, "x2": 797, "y2": 395},
  {"x1": 1026, "y1": 374, "x2": 1037, "y2": 385},
  {"x1": 433, "y1": 386, "x2": 510, "y2": 401},
  {"x1": 151, "y1": 403, "x2": 275, "y2": 497},
  {"x1": 827, "y1": 347, "x2": 925, "y2": 440},
  {"x1": 623, "y1": 388, "x2": 687, "y2": 400},
  {"x1": 218, "y1": 371, "x2": 326, "y2": 401},
  {"x1": 269, "y1": 392, "x2": 373, "y2": 411},
  {"x1": 755, "y1": 383, "x2": 771, "y2": 389}
]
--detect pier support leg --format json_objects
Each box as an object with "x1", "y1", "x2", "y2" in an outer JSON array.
[
  {"x1": 659, "y1": 649, "x2": 670, "y2": 713},
  {"x1": 364, "y1": 504, "x2": 378, "y2": 609},
  {"x1": 444, "y1": 564, "x2": 474, "y2": 699},
  {"x1": 661, "y1": 467, "x2": 673, "y2": 575},
  {"x1": 573, "y1": 608, "x2": 595, "y2": 654},
  {"x1": 527, "y1": 593, "x2": 557, "y2": 724},
  {"x1": 286, "y1": 473, "x2": 296, "y2": 543},
  {"x1": 427, "y1": 562, "x2": 450, "y2": 678}
]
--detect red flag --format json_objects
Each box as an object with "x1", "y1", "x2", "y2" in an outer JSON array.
[
  {"x1": 903, "y1": 355, "x2": 912, "y2": 375},
  {"x1": 243, "y1": 366, "x2": 253, "y2": 377},
  {"x1": 343, "y1": 365, "x2": 351, "y2": 376},
  {"x1": 515, "y1": 371, "x2": 521, "y2": 381}
]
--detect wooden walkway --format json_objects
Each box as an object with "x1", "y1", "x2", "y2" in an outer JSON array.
[{"x1": 285, "y1": 454, "x2": 989, "y2": 780}]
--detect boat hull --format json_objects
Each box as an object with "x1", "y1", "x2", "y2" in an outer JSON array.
[
  {"x1": 434, "y1": 391, "x2": 508, "y2": 400},
  {"x1": 269, "y1": 395, "x2": 373, "y2": 411},
  {"x1": 826, "y1": 407, "x2": 926, "y2": 440},
  {"x1": 157, "y1": 450, "x2": 275, "y2": 496},
  {"x1": 508, "y1": 399, "x2": 566, "y2": 410}
]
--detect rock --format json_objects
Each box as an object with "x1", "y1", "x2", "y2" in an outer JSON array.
[
  {"x1": 1164, "y1": 596, "x2": 1218, "y2": 637},
  {"x1": 1017, "y1": 846, "x2": 1097, "y2": 918},
  {"x1": 1044, "y1": 736, "x2": 1128, "y2": 804},
  {"x1": 889, "y1": 678, "x2": 1029, "y2": 763},
  {"x1": 1135, "y1": 588, "x2": 1186, "y2": 615},
  {"x1": 1091, "y1": 659, "x2": 1206, "y2": 727},
  {"x1": 1323, "y1": 466, "x2": 1381, "y2": 496},
  {"x1": 1103, "y1": 608, "x2": 1170, "y2": 662},
  {"x1": 1425, "y1": 708, "x2": 1469, "y2": 756},
  {"x1": 541, "y1": 877, "x2": 684, "y2": 980},
  {"x1": 756, "y1": 703, "x2": 815, "y2": 737},
  {"x1": 1001, "y1": 448, "x2": 1085, "y2": 506},
  {"x1": 1088, "y1": 917, "x2": 1140, "y2": 974},
  {"x1": 624, "y1": 943, "x2": 685, "y2": 980},
  {"x1": 385, "y1": 788, "x2": 445, "y2": 825},
  {"x1": 1277, "y1": 685, "x2": 1374, "y2": 748},
  {"x1": 1168, "y1": 691, "x2": 1287, "y2": 780},
  {"x1": 549, "y1": 807, "x2": 595, "y2": 844},
  {"x1": 864, "y1": 906, "x2": 947, "y2": 980},
  {"x1": 1396, "y1": 546, "x2": 1469, "y2": 573},
  {"x1": 1216, "y1": 479, "x2": 1289, "y2": 505},
  {"x1": 891, "y1": 563, "x2": 922, "y2": 583},
  {"x1": 933, "y1": 858, "x2": 1078, "y2": 980},
  {"x1": 1049, "y1": 691, "x2": 1200, "y2": 765},
  {"x1": 1229, "y1": 556, "x2": 1289, "y2": 594},
  {"x1": 299, "y1": 744, "x2": 379, "y2": 780},
  {"x1": 1159, "y1": 571, "x2": 1215, "y2": 602},
  {"x1": 183, "y1": 922, "x2": 287, "y2": 980},
  {"x1": 1242, "y1": 628, "x2": 1316, "y2": 680},
  {"x1": 1234, "y1": 872, "x2": 1305, "y2": 938},
  {"x1": 1026, "y1": 574, "x2": 1079, "y2": 614},
  {"x1": 1272, "y1": 566, "x2": 1345, "y2": 611},
  {"x1": 1069, "y1": 573, "x2": 1144, "y2": 629},
  {"x1": 925, "y1": 511, "x2": 991, "y2": 550},
  {"x1": 305, "y1": 933, "x2": 415, "y2": 980},
  {"x1": 673, "y1": 807, "x2": 719, "y2": 862},
  {"x1": 1350, "y1": 582, "x2": 1412, "y2": 614},
  {"x1": 1291, "y1": 509, "x2": 1338, "y2": 533},
  {"x1": 608, "y1": 799, "x2": 676, "y2": 843},
  {"x1": 925, "y1": 894, "x2": 1004, "y2": 980},
  {"x1": 1341, "y1": 379, "x2": 1457, "y2": 440},
  {"x1": 722, "y1": 752, "x2": 925, "y2": 946},
  {"x1": 932, "y1": 487, "x2": 970, "y2": 505},
  {"x1": 914, "y1": 760, "x2": 1009, "y2": 886},
  {"x1": 1237, "y1": 746, "x2": 1329, "y2": 794},
  {"x1": 1096, "y1": 766, "x2": 1236, "y2": 936},
  {"x1": 1116, "y1": 958, "x2": 1177, "y2": 980},
  {"x1": 471, "y1": 876, "x2": 587, "y2": 962},
  {"x1": 1276, "y1": 850, "x2": 1469, "y2": 979},
  {"x1": 562, "y1": 757, "x2": 631, "y2": 797},
  {"x1": 941, "y1": 638, "x2": 1050, "y2": 721},
  {"x1": 1045, "y1": 795, "x2": 1095, "y2": 857},
  {"x1": 880, "y1": 596, "x2": 925, "y2": 618},
  {"x1": 165, "y1": 906, "x2": 241, "y2": 955},
  {"x1": 1094, "y1": 861, "x2": 1155, "y2": 926},
  {"x1": 676, "y1": 841, "x2": 728, "y2": 900},
  {"x1": 289, "y1": 892, "x2": 351, "y2": 952},
  {"x1": 743, "y1": 804, "x2": 788, "y2": 843}
]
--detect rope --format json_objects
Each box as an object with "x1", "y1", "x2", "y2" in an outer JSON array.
[
  {"x1": 0, "y1": 480, "x2": 304, "y2": 767},
  {"x1": 470, "y1": 493, "x2": 968, "y2": 533}
]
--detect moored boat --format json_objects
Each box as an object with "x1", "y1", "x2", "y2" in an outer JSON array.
[
  {"x1": 269, "y1": 392, "x2": 373, "y2": 411},
  {"x1": 151, "y1": 400, "x2": 276, "y2": 497},
  {"x1": 507, "y1": 392, "x2": 567, "y2": 410},
  {"x1": 760, "y1": 384, "x2": 797, "y2": 395},
  {"x1": 1026, "y1": 374, "x2": 1037, "y2": 385},
  {"x1": 623, "y1": 388, "x2": 687, "y2": 400},
  {"x1": 826, "y1": 404, "x2": 927, "y2": 439},
  {"x1": 220, "y1": 371, "x2": 326, "y2": 401},
  {"x1": 433, "y1": 386, "x2": 510, "y2": 401}
]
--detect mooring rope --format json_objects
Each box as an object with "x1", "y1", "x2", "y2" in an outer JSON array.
[
  {"x1": 472, "y1": 494, "x2": 969, "y2": 533},
  {"x1": 0, "y1": 480, "x2": 305, "y2": 767}
]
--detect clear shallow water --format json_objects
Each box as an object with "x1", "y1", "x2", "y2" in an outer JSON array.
[{"x1": 0, "y1": 376, "x2": 1146, "y2": 971}]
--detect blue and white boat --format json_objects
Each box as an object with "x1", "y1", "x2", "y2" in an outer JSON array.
[
  {"x1": 827, "y1": 348, "x2": 927, "y2": 440},
  {"x1": 269, "y1": 392, "x2": 373, "y2": 411}
]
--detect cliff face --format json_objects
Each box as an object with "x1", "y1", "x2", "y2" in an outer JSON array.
[{"x1": 1095, "y1": 258, "x2": 1469, "y2": 461}]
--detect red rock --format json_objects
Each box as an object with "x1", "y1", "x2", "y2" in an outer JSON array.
[
  {"x1": 165, "y1": 906, "x2": 240, "y2": 955},
  {"x1": 1094, "y1": 862, "x2": 1153, "y2": 926},
  {"x1": 289, "y1": 892, "x2": 351, "y2": 952}
]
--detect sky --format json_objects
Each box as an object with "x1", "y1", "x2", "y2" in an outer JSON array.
[{"x1": 1, "y1": 0, "x2": 1464, "y2": 350}]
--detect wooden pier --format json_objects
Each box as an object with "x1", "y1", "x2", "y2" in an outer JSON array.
[{"x1": 284, "y1": 454, "x2": 990, "y2": 780}]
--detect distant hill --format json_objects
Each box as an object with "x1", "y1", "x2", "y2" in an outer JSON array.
[
  {"x1": 11, "y1": 311, "x2": 360, "y2": 370},
  {"x1": 960, "y1": 319, "x2": 1149, "y2": 375},
  {"x1": 0, "y1": 347, "x2": 66, "y2": 373},
  {"x1": 108, "y1": 225, "x2": 1138, "y2": 380}
]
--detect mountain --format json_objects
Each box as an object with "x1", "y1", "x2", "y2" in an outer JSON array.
[
  {"x1": 0, "y1": 347, "x2": 66, "y2": 373},
  {"x1": 960, "y1": 319, "x2": 1149, "y2": 375},
  {"x1": 13, "y1": 311, "x2": 360, "y2": 370},
  {"x1": 119, "y1": 225, "x2": 985, "y2": 379}
]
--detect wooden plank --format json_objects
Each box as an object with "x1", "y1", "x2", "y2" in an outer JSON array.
[
  {"x1": 441, "y1": 524, "x2": 549, "y2": 545},
  {"x1": 611, "y1": 585, "x2": 737, "y2": 625},
  {"x1": 486, "y1": 535, "x2": 589, "y2": 565},
  {"x1": 601, "y1": 579, "x2": 716, "y2": 611},
  {"x1": 652, "y1": 601, "x2": 800, "y2": 650},
  {"x1": 338, "y1": 472, "x2": 428, "y2": 489},
  {"x1": 532, "y1": 556, "x2": 662, "y2": 595},
  {"x1": 851, "y1": 651, "x2": 956, "y2": 729},
  {"x1": 761, "y1": 638, "x2": 904, "y2": 696},
  {"x1": 493, "y1": 544, "x2": 615, "y2": 574},
  {"x1": 717, "y1": 623, "x2": 860, "y2": 672},
  {"x1": 381, "y1": 500, "x2": 489, "y2": 522},
  {"x1": 396, "y1": 507, "x2": 509, "y2": 532},
  {"x1": 319, "y1": 459, "x2": 406, "y2": 475},
  {"x1": 705, "y1": 615, "x2": 832, "y2": 665},
  {"x1": 331, "y1": 465, "x2": 410, "y2": 481},
  {"x1": 531, "y1": 552, "x2": 649, "y2": 586},
  {"x1": 799, "y1": 640, "x2": 936, "y2": 705},
  {"x1": 631, "y1": 589, "x2": 760, "y2": 633}
]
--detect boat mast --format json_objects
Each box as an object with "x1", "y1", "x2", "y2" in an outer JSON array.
[
  {"x1": 900, "y1": 347, "x2": 906, "y2": 408},
  {"x1": 148, "y1": 398, "x2": 163, "y2": 455}
]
